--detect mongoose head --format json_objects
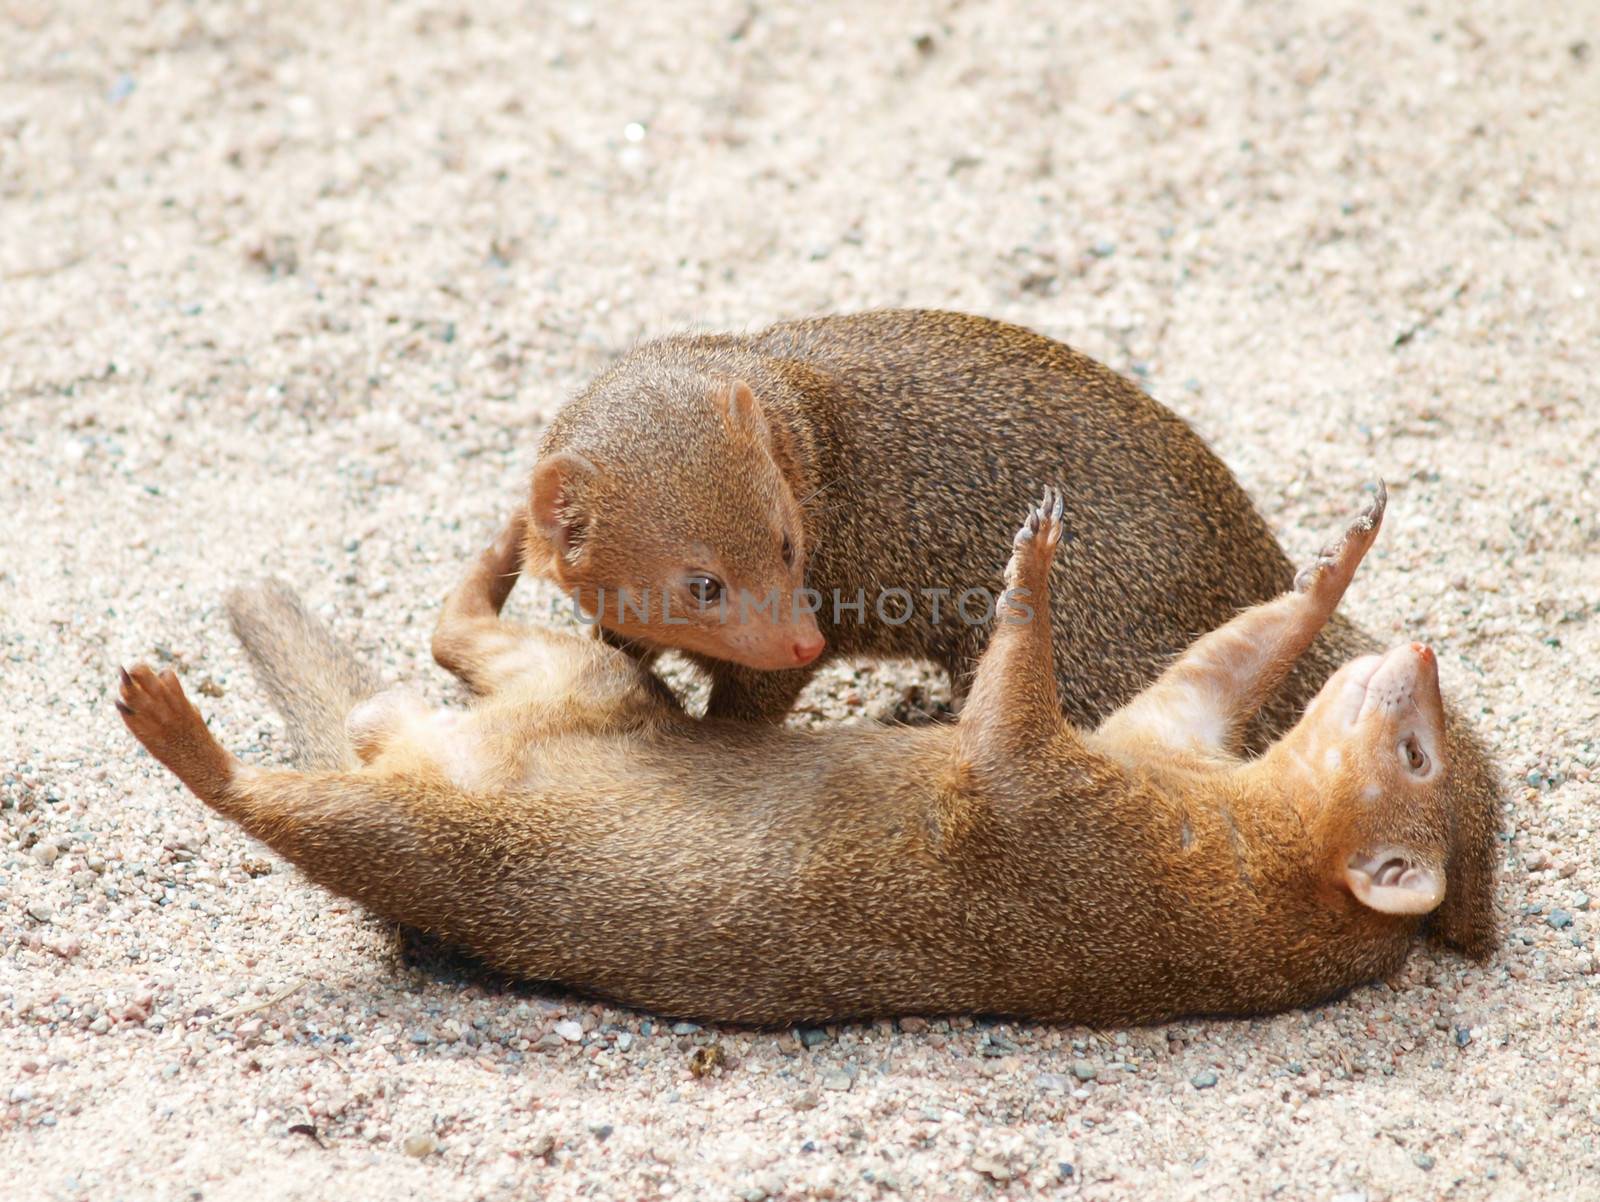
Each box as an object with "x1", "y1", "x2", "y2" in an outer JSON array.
[
  {"x1": 1272, "y1": 641, "x2": 1452, "y2": 918},
  {"x1": 526, "y1": 374, "x2": 825, "y2": 671}
]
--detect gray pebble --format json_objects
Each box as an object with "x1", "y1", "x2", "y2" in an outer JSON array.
[
  {"x1": 1413, "y1": 1152, "x2": 1436, "y2": 1171},
  {"x1": 1455, "y1": 1027, "x2": 1472, "y2": 1047},
  {"x1": 821, "y1": 1070, "x2": 853, "y2": 1092},
  {"x1": 1191, "y1": 1070, "x2": 1218, "y2": 1089},
  {"x1": 26, "y1": 902, "x2": 52, "y2": 923},
  {"x1": 670, "y1": 1022, "x2": 700, "y2": 1035},
  {"x1": 796, "y1": 1027, "x2": 829, "y2": 1049},
  {"x1": 1546, "y1": 910, "x2": 1574, "y2": 930},
  {"x1": 1071, "y1": 1060, "x2": 1098, "y2": 1082}
]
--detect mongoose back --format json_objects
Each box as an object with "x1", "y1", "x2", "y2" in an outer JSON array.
[
  {"x1": 524, "y1": 310, "x2": 1499, "y2": 955},
  {"x1": 119, "y1": 487, "x2": 1491, "y2": 1025}
]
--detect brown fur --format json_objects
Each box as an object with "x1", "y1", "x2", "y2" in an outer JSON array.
[
  {"x1": 119, "y1": 491, "x2": 1480, "y2": 1025},
  {"x1": 524, "y1": 310, "x2": 1500, "y2": 955}
]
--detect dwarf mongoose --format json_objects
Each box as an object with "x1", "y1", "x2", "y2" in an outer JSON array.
[
  {"x1": 522, "y1": 309, "x2": 1499, "y2": 954},
  {"x1": 119, "y1": 485, "x2": 1487, "y2": 1025}
]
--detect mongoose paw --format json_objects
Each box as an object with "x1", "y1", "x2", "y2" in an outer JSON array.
[
  {"x1": 1006, "y1": 486, "x2": 1066, "y2": 590},
  {"x1": 1293, "y1": 481, "x2": 1387, "y2": 597},
  {"x1": 116, "y1": 664, "x2": 234, "y2": 801}
]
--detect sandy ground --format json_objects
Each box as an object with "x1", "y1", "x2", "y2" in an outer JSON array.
[{"x1": 3, "y1": 1, "x2": 1599, "y2": 1198}]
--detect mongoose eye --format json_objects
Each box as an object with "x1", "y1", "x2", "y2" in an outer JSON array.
[
  {"x1": 781, "y1": 534, "x2": 795, "y2": 569},
  {"x1": 686, "y1": 574, "x2": 725, "y2": 606},
  {"x1": 1399, "y1": 736, "x2": 1428, "y2": 774}
]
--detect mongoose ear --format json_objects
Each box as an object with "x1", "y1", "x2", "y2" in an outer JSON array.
[
  {"x1": 1345, "y1": 847, "x2": 1445, "y2": 916},
  {"x1": 712, "y1": 378, "x2": 804, "y2": 486},
  {"x1": 529, "y1": 451, "x2": 598, "y2": 570},
  {"x1": 712, "y1": 378, "x2": 771, "y2": 440}
]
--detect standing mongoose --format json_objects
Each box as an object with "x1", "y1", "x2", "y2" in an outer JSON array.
[
  {"x1": 118, "y1": 486, "x2": 1488, "y2": 1025},
  {"x1": 521, "y1": 309, "x2": 1499, "y2": 956}
]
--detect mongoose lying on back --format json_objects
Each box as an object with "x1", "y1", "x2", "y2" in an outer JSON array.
[
  {"x1": 119, "y1": 485, "x2": 1488, "y2": 1025},
  {"x1": 523, "y1": 309, "x2": 1499, "y2": 955}
]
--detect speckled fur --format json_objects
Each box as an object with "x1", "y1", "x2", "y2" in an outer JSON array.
[
  {"x1": 527, "y1": 310, "x2": 1499, "y2": 956},
  {"x1": 119, "y1": 497, "x2": 1485, "y2": 1026}
]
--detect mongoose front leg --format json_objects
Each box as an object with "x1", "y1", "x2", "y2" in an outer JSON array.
[
  {"x1": 702, "y1": 662, "x2": 815, "y2": 723},
  {"x1": 1098, "y1": 482, "x2": 1387, "y2": 759},
  {"x1": 957, "y1": 488, "x2": 1067, "y2": 768},
  {"x1": 432, "y1": 509, "x2": 541, "y2": 696}
]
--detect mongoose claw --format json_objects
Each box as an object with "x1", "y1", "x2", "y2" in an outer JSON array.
[
  {"x1": 116, "y1": 664, "x2": 204, "y2": 749},
  {"x1": 1005, "y1": 487, "x2": 1066, "y2": 596},
  {"x1": 1294, "y1": 480, "x2": 1387, "y2": 596},
  {"x1": 1013, "y1": 486, "x2": 1066, "y2": 552}
]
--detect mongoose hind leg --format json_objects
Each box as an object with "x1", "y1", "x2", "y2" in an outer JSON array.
[
  {"x1": 958, "y1": 487, "x2": 1067, "y2": 770},
  {"x1": 345, "y1": 687, "x2": 434, "y2": 763},
  {"x1": 435, "y1": 509, "x2": 684, "y2": 723},
  {"x1": 117, "y1": 665, "x2": 241, "y2": 806},
  {"x1": 433, "y1": 509, "x2": 530, "y2": 694},
  {"x1": 701, "y1": 661, "x2": 814, "y2": 723}
]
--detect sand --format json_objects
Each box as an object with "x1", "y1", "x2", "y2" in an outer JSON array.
[{"x1": 3, "y1": 1, "x2": 1598, "y2": 1198}]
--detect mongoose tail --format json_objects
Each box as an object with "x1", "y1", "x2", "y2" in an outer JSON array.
[{"x1": 224, "y1": 579, "x2": 383, "y2": 771}]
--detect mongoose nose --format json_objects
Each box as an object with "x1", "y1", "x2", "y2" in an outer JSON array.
[
  {"x1": 792, "y1": 634, "x2": 826, "y2": 665},
  {"x1": 1411, "y1": 642, "x2": 1434, "y2": 664}
]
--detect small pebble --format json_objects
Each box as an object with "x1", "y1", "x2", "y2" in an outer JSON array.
[
  {"x1": 821, "y1": 1071, "x2": 853, "y2": 1092},
  {"x1": 1413, "y1": 1153, "x2": 1436, "y2": 1171},
  {"x1": 1546, "y1": 910, "x2": 1574, "y2": 930},
  {"x1": 1071, "y1": 1060, "x2": 1098, "y2": 1082},
  {"x1": 554, "y1": 1020, "x2": 584, "y2": 1042},
  {"x1": 1191, "y1": 1070, "x2": 1219, "y2": 1089},
  {"x1": 796, "y1": 1027, "x2": 829, "y2": 1049},
  {"x1": 971, "y1": 1154, "x2": 1012, "y2": 1181},
  {"x1": 402, "y1": 1132, "x2": 438, "y2": 1158}
]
